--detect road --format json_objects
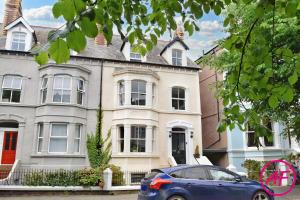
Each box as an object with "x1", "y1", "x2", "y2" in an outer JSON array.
[{"x1": 0, "y1": 187, "x2": 299, "y2": 200}]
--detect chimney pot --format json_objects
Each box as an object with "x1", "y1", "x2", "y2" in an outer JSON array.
[{"x1": 2, "y1": 0, "x2": 22, "y2": 35}]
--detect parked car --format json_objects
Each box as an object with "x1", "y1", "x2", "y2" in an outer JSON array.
[{"x1": 138, "y1": 165, "x2": 274, "y2": 200}]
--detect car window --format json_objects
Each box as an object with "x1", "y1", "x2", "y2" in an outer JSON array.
[
  {"x1": 170, "y1": 167, "x2": 208, "y2": 180},
  {"x1": 209, "y1": 169, "x2": 236, "y2": 181}
]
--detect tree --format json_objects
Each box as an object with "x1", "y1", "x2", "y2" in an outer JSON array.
[
  {"x1": 200, "y1": 1, "x2": 300, "y2": 142},
  {"x1": 86, "y1": 108, "x2": 111, "y2": 168}
]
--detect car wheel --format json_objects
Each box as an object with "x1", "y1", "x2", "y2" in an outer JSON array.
[
  {"x1": 252, "y1": 191, "x2": 270, "y2": 200},
  {"x1": 168, "y1": 195, "x2": 185, "y2": 200}
]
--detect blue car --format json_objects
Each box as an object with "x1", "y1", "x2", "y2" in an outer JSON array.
[{"x1": 138, "y1": 165, "x2": 274, "y2": 200}]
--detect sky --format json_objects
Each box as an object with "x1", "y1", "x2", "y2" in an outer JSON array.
[{"x1": 0, "y1": 0, "x2": 226, "y2": 60}]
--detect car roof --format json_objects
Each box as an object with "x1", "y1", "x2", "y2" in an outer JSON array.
[{"x1": 156, "y1": 165, "x2": 224, "y2": 174}]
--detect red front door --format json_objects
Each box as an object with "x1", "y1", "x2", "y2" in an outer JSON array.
[{"x1": 1, "y1": 131, "x2": 18, "y2": 164}]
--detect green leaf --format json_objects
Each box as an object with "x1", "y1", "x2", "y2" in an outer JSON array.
[
  {"x1": 52, "y1": 2, "x2": 63, "y2": 18},
  {"x1": 224, "y1": 17, "x2": 230, "y2": 27},
  {"x1": 231, "y1": 105, "x2": 240, "y2": 115},
  {"x1": 296, "y1": 61, "x2": 300, "y2": 74},
  {"x1": 191, "y1": 3, "x2": 203, "y2": 18},
  {"x1": 80, "y1": 17, "x2": 98, "y2": 38},
  {"x1": 146, "y1": 40, "x2": 153, "y2": 51},
  {"x1": 217, "y1": 122, "x2": 227, "y2": 132},
  {"x1": 203, "y1": 3, "x2": 210, "y2": 13},
  {"x1": 49, "y1": 39, "x2": 70, "y2": 64},
  {"x1": 128, "y1": 32, "x2": 135, "y2": 44},
  {"x1": 224, "y1": 0, "x2": 231, "y2": 5},
  {"x1": 288, "y1": 71, "x2": 298, "y2": 85},
  {"x1": 67, "y1": 29, "x2": 86, "y2": 52},
  {"x1": 213, "y1": 5, "x2": 221, "y2": 15},
  {"x1": 268, "y1": 95, "x2": 279, "y2": 108},
  {"x1": 74, "y1": 0, "x2": 86, "y2": 13},
  {"x1": 286, "y1": 1, "x2": 298, "y2": 17},
  {"x1": 150, "y1": 34, "x2": 157, "y2": 45},
  {"x1": 35, "y1": 51, "x2": 49, "y2": 65},
  {"x1": 62, "y1": 0, "x2": 76, "y2": 21},
  {"x1": 282, "y1": 88, "x2": 294, "y2": 103}
]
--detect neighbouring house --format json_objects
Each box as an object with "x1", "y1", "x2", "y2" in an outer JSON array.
[
  {"x1": 0, "y1": 0, "x2": 202, "y2": 178},
  {"x1": 197, "y1": 46, "x2": 300, "y2": 172}
]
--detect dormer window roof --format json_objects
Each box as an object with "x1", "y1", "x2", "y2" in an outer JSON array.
[{"x1": 160, "y1": 37, "x2": 189, "y2": 56}]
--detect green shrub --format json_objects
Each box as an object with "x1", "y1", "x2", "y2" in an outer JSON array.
[
  {"x1": 78, "y1": 168, "x2": 101, "y2": 186},
  {"x1": 242, "y1": 160, "x2": 261, "y2": 181}
]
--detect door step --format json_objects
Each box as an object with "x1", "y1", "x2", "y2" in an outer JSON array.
[{"x1": 0, "y1": 165, "x2": 13, "y2": 179}]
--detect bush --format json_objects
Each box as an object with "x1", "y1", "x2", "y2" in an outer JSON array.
[
  {"x1": 242, "y1": 160, "x2": 261, "y2": 181},
  {"x1": 98, "y1": 164, "x2": 125, "y2": 186},
  {"x1": 24, "y1": 168, "x2": 101, "y2": 186}
]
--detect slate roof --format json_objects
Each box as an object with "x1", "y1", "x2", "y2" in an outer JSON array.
[{"x1": 0, "y1": 22, "x2": 199, "y2": 69}]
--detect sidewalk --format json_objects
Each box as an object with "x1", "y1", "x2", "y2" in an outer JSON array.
[{"x1": 274, "y1": 186, "x2": 300, "y2": 200}]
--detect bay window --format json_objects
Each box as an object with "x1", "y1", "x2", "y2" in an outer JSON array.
[
  {"x1": 1, "y1": 75, "x2": 22, "y2": 103},
  {"x1": 77, "y1": 79, "x2": 85, "y2": 105},
  {"x1": 131, "y1": 80, "x2": 146, "y2": 106},
  {"x1": 49, "y1": 123, "x2": 68, "y2": 153},
  {"x1": 118, "y1": 80, "x2": 125, "y2": 106},
  {"x1": 40, "y1": 77, "x2": 48, "y2": 104},
  {"x1": 53, "y1": 75, "x2": 71, "y2": 103},
  {"x1": 74, "y1": 124, "x2": 82, "y2": 153},
  {"x1": 118, "y1": 125, "x2": 124, "y2": 152},
  {"x1": 37, "y1": 123, "x2": 44, "y2": 153},
  {"x1": 130, "y1": 126, "x2": 146, "y2": 152}
]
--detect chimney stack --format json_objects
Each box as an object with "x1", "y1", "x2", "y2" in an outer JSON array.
[
  {"x1": 174, "y1": 22, "x2": 184, "y2": 40},
  {"x1": 95, "y1": 28, "x2": 107, "y2": 45},
  {"x1": 2, "y1": 0, "x2": 23, "y2": 35}
]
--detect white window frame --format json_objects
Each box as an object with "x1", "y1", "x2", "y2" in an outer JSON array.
[
  {"x1": 48, "y1": 123, "x2": 68, "y2": 153},
  {"x1": 37, "y1": 123, "x2": 44, "y2": 153},
  {"x1": 52, "y1": 75, "x2": 72, "y2": 103},
  {"x1": 74, "y1": 124, "x2": 82, "y2": 153},
  {"x1": 152, "y1": 126, "x2": 156, "y2": 153},
  {"x1": 172, "y1": 87, "x2": 186, "y2": 110},
  {"x1": 246, "y1": 121, "x2": 275, "y2": 149},
  {"x1": 172, "y1": 49, "x2": 182, "y2": 66},
  {"x1": 152, "y1": 83, "x2": 156, "y2": 106},
  {"x1": 131, "y1": 80, "x2": 146, "y2": 106},
  {"x1": 11, "y1": 32, "x2": 26, "y2": 51},
  {"x1": 76, "y1": 79, "x2": 85, "y2": 105},
  {"x1": 40, "y1": 77, "x2": 48, "y2": 104},
  {"x1": 130, "y1": 51, "x2": 142, "y2": 61},
  {"x1": 130, "y1": 125, "x2": 146, "y2": 153},
  {"x1": 118, "y1": 80, "x2": 125, "y2": 106},
  {"x1": 1, "y1": 75, "x2": 22, "y2": 103}
]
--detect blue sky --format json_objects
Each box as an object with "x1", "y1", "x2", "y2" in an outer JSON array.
[{"x1": 0, "y1": 0, "x2": 226, "y2": 60}]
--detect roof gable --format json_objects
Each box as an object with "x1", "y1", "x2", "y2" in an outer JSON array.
[
  {"x1": 160, "y1": 37, "x2": 189, "y2": 55},
  {"x1": 5, "y1": 17, "x2": 34, "y2": 33}
]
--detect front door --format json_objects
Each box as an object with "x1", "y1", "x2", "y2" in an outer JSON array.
[
  {"x1": 172, "y1": 128, "x2": 186, "y2": 164},
  {"x1": 1, "y1": 131, "x2": 18, "y2": 164}
]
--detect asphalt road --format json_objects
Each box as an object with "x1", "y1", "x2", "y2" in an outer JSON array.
[{"x1": 0, "y1": 187, "x2": 299, "y2": 200}]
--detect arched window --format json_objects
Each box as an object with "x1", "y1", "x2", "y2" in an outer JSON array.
[
  {"x1": 131, "y1": 80, "x2": 146, "y2": 106},
  {"x1": 172, "y1": 87, "x2": 185, "y2": 110},
  {"x1": 11, "y1": 32, "x2": 26, "y2": 51},
  {"x1": 118, "y1": 80, "x2": 125, "y2": 106},
  {"x1": 53, "y1": 75, "x2": 72, "y2": 103},
  {"x1": 1, "y1": 75, "x2": 22, "y2": 103}
]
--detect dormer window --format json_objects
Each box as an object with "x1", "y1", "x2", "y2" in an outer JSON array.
[
  {"x1": 130, "y1": 51, "x2": 142, "y2": 62},
  {"x1": 172, "y1": 49, "x2": 182, "y2": 66},
  {"x1": 11, "y1": 32, "x2": 26, "y2": 51}
]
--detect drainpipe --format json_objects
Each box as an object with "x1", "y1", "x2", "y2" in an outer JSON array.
[{"x1": 97, "y1": 59, "x2": 104, "y2": 150}]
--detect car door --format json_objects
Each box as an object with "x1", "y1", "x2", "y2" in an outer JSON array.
[
  {"x1": 207, "y1": 168, "x2": 248, "y2": 200},
  {"x1": 170, "y1": 167, "x2": 217, "y2": 200}
]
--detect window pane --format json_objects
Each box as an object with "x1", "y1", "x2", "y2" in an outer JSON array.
[
  {"x1": 131, "y1": 93, "x2": 139, "y2": 105},
  {"x1": 42, "y1": 89, "x2": 47, "y2": 103},
  {"x1": 37, "y1": 138, "x2": 43, "y2": 152},
  {"x1": 172, "y1": 88, "x2": 179, "y2": 98},
  {"x1": 11, "y1": 42, "x2": 19, "y2": 50},
  {"x1": 18, "y1": 43, "x2": 25, "y2": 51},
  {"x1": 209, "y1": 169, "x2": 236, "y2": 181},
  {"x1": 179, "y1": 100, "x2": 185, "y2": 110},
  {"x1": 177, "y1": 59, "x2": 182, "y2": 66},
  {"x1": 63, "y1": 77, "x2": 71, "y2": 89},
  {"x1": 52, "y1": 124, "x2": 67, "y2": 136},
  {"x1": 119, "y1": 93, "x2": 125, "y2": 105},
  {"x1": 62, "y1": 90, "x2": 71, "y2": 103},
  {"x1": 77, "y1": 92, "x2": 83, "y2": 104},
  {"x1": 247, "y1": 132, "x2": 257, "y2": 147},
  {"x1": 54, "y1": 77, "x2": 63, "y2": 89},
  {"x1": 131, "y1": 80, "x2": 139, "y2": 92},
  {"x1": 130, "y1": 140, "x2": 138, "y2": 152},
  {"x1": 3, "y1": 76, "x2": 13, "y2": 88},
  {"x1": 11, "y1": 90, "x2": 21, "y2": 102},
  {"x1": 139, "y1": 94, "x2": 146, "y2": 105},
  {"x1": 38, "y1": 124, "x2": 44, "y2": 137},
  {"x1": 42, "y1": 78, "x2": 48, "y2": 88},
  {"x1": 139, "y1": 81, "x2": 146, "y2": 93},
  {"x1": 2, "y1": 89, "x2": 11, "y2": 102},
  {"x1": 183, "y1": 167, "x2": 207, "y2": 180},
  {"x1": 119, "y1": 126, "x2": 124, "y2": 139},
  {"x1": 179, "y1": 88, "x2": 185, "y2": 98},
  {"x1": 131, "y1": 126, "x2": 138, "y2": 138},
  {"x1": 75, "y1": 125, "x2": 81, "y2": 138},
  {"x1": 77, "y1": 79, "x2": 84, "y2": 90},
  {"x1": 53, "y1": 89, "x2": 62, "y2": 102},
  {"x1": 139, "y1": 127, "x2": 146, "y2": 138},
  {"x1": 49, "y1": 138, "x2": 67, "y2": 152},
  {"x1": 74, "y1": 139, "x2": 80, "y2": 152},
  {"x1": 139, "y1": 140, "x2": 146, "y2": 152},
  {"x1": 172, "y1": 99, "x2": 178, "y2": 109},
  {"x1": 264, "y1": 136, "x2": 274, "y2": 147}
]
